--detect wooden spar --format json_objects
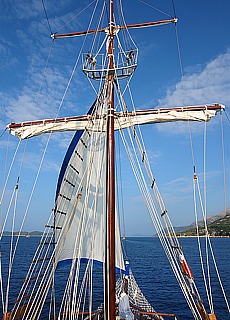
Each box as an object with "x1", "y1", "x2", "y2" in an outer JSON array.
[
  {"x1": 51, "y1": 18, "x2": 177, "y2": 39},
  {"x1": 51, "y1": 27, "x2": 105, "y2": 39},
  {"x1": 119, "y1": 18, "x2": 178, "y2": 30},
  {"x1": 7, "y1": 104, "x2": 224, "y2": 130},
  {"x1": 105, "y1": 1, "x2": 116, "y2": 319}
]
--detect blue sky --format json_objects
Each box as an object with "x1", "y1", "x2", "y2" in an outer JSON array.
[{"x1": 0, "y1": 0, "x2": 230, "y2": 235}]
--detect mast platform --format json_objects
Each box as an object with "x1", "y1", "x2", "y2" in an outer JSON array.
[{"x1": 82, "y1": 49, "x2": 138, "y2": 80}]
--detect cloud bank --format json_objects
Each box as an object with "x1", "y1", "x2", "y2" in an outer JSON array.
[{"x1": 157, "y1": 48, "x2": 230, "y2": 109}]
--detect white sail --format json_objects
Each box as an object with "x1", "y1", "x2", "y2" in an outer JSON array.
[
  {"x1": 7, "y1": 105, "x2": 224, "y2": 140},
  {"x1": 54, "y1": 127, "x2": 125, "y2": 271}
]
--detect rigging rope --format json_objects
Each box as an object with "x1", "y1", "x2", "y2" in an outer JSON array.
[
  {"x1": 89, "y1": 0, "x2": 106, "y2": 54},
  {"x1": 0, "y1": 140, "x2": 21, "y2": 209},
  {"x1": 194, "y1": 176, "x2": 230, "y2": 312},
  {"x1": 54, "y1": 0, "x2": 100, "y2": 120},
  {"x1": 5, "y1": 181, "x2": 19, "y2": 315},
  {"x1": 193, "y1": 173, "x2": 214, "y2": 312},
  {"x1": 41, "y1": 0, "x2": 52, "y2": 35},
  {"x1": 115, "y1": 133, "x2": 126, "y2": 241},
  {"x1": 203, "y1": 120, "x2": 214, "y2": 314},
  {"x1": 113, "y1": 81, "x2": 204, "y2": 316},
  {"x1": 4, "y1": 141, "x2": 27, "y2": 314},
  {"x1": 118, "y1": 0, "x2": 138, "y2": 50},
  {"x1": 138, "y1": 0, "x2": 172, "y2": 18},
  {"x1": 1, "y1": 37, "x2": 57, "y2": 317},
  {"x1": 220, "y1": 112, "x2": 227, "y2": 216},
  {"x1": 55, "y1": 0, "x2": 97, "y2": 34},
  {"x1": 13, "y1": 24, "x2": 108, "y2": 312},
  {"x1": 224, "y1": 107, "x2": 230, "y2": 124},
  {"x1": 0, "y1": 128, "x2": 7, "y2": 139},
  {"x1": 117, "y1": 123, "x2": 202, "y2": 318},
  {"x1": 169, "y1": 0, "x2": 223, "y2": 315},
  {"x1": 12, "y1": 87, "x2": 111, "y2": 319}
]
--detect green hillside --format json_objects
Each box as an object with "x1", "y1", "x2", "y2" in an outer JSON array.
[{"x1": 177, "y1": 214, "x2": 230, "y2": 237}]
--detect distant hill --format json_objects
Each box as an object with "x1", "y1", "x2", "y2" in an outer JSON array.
[
  {"x1": 176, "y1": 209, "x2": 230, "y2": 237},
  {"x1": 3, "y1": 231, "x2": 43, "y2": 237},
  {"x1": 4, "y1": 209, "x2": 230, "y2": 238}
]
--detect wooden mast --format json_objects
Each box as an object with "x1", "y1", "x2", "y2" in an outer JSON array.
[{"x1": 105, "y1": 0, "x2": 116, "y2": 319}]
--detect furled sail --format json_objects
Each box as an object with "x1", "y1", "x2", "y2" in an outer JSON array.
[
  {"x1": 7, "y1": 104, "x2": 224, "y2": 140},
  {"x1": 53, "y1": 118, "x2": 125, "y2": 271}
]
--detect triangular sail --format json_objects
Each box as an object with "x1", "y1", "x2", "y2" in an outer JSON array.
[{"x1": 54, "y1": 127, "x2": 125, "y2": 270}]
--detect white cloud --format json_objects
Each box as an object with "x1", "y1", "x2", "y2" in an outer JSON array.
[
  {"x1": 153, "y1": 49, "x2": 230, "y2": 135},
  {"x1": 157, "y1": 49, "x2": 230, "y2": 109},
  {"x1": 0, "y1": 39, "x2": 18, "y2": 71},
  {"x1": 162, "y1": 169, "x2": 223, "y2": 203}
]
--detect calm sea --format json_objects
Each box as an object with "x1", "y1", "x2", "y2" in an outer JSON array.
[{"x1": 1, "y1": 236, "x2": 230, "y2": 319}]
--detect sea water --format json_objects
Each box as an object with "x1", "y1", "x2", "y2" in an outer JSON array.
[
  {"x1": 1, "y1": 236, "x2": 229, "y2": 319},
  {"x1": 124, "y1": 237, "x2": 230, "y2": 319}
]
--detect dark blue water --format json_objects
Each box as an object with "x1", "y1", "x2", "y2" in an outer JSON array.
[
  {"x1": 124, "y1": 237, "x2": 230, "y2": 319},
  {"x1": 1, "y1": 236, "x2": 230, "y2": 319}
]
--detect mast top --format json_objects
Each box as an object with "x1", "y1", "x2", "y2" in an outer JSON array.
[{"x1": 50, "y1": 16, "x2": 177, "y2": 81}]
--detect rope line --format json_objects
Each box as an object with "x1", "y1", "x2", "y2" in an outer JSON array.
[
  {"x1": 138, "y1": 0, "x2": 172, "y2": 18},
  {"x1": 41, "y1": 0, "x2": 52, "y2": 35},
  {"x1": 115, "y1": 91, "x2": 203, "y2": 317},
  {"x1": 203, "y1": 121, "x2": 214, "y2": 313},
  {"x1": 224, "y1": 108, "x2": 230, "y2": 123},
  {"x1": 0, "y1": 128, "x2": 7, "y2": 138},
  {"x1": 220, "y1": 112, "x2": 227, "y2": 216},
  {"x1": 55, "y1": 0, "x2": 97, "y2": 34}
]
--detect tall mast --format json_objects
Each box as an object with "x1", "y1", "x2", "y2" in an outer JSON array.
[{"x1": 105, "y1": 0, "x2": 116, "y2": 319}]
